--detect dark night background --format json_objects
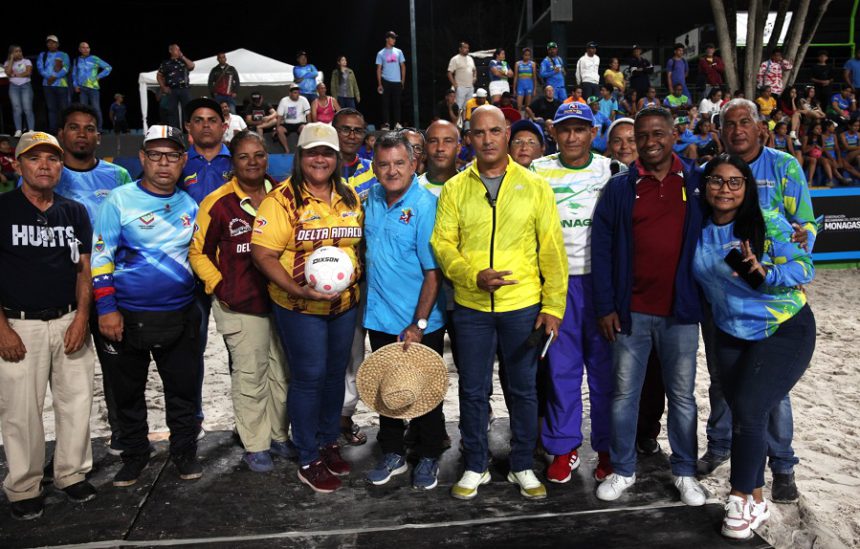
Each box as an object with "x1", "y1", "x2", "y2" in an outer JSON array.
[{"x1": 2, "y1": 0, "x2": 856, "y2": 133}]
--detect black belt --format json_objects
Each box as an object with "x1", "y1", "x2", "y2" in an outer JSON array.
[{"x1": 2, "y1": 304, "x2": 76, "y2": 321}]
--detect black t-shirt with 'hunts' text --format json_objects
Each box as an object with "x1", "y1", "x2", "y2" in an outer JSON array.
[{"x1": 0, "y1": 188, "x2": 92, "y2": 312}]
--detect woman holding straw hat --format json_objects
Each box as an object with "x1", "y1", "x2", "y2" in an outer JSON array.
[{"x1": 251, "y1": 122, "x2": 363, "y2": 493}]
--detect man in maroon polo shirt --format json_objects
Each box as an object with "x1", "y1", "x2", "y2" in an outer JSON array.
[{"x1": 592, "y1": 107, "x2": 706, "y2": 506}]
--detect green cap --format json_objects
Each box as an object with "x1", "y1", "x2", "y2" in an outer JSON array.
[
  {"x1": 547, "y1": 41, "x2": 558, "y2": 49},
  {"x1": 587, "y1": 95, "x2": 600, "y2": 104}
]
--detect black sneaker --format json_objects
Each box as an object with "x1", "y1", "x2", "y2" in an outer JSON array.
[
  {"x1": 62, "y1": 480, "x2": 97, "y2": 503},
  {"x1": 10, "y1": 496, "x2": 43, "y2": 521},
  {"x1": 636, "y1": 438, "x2": 661, "y2": 455},
  {"x1": 697, "y1": 450, "x2": 731, "y2": 475},
  {"x1": 113, "y1": 454, "x2": 150, "y2": 487},
  {"x1": 771, "y1": 472, "x2": 799, "y2": 503},
  {"x1": 41, "y1": 457, "x2": 54, "y2": 484},
  {"x1": 173, "y1": 454, "x2": 203, "y2": 481}
]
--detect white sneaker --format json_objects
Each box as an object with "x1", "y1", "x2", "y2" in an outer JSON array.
[
  {"x1": 506, "y1": 469, "x2": 547, "y2": 499},
  {"x1": 596, "y1": 472, "x2": 635, "y2": 501},
  {"x1": 394, "y1": 123, "x2": 403, "y2": 130},
  {"x1": 789, "y1": 130, "x2": 797, "y2": 139},
  {"x1": 749, "y1": 497, "x2": 770, "y2": 529},
  {"x1": 197, "y1": 427, "x2": 206, "y2": 441},
  {"x1": 451, "y1": 469, "x2": 490, "y2": 500},
  {"x1": 674, "y1": 475, "x2": 707, "y2": 506},
  {"x1": 13, "y1": 130, "x2": 22, "y2": 138},
  {"x1": 721, "y1": 495, "x2": 753, "y2": 540}
]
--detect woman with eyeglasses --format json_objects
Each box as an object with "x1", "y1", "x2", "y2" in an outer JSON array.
[
  {"x1": 189, "y1": 131, "x2": 290, "y2": 474},
  {"x1": 251, "y1": 123, "x2": 362, "y2": 493},
  {"x1": 692, "y1": 154, "x2": 815, "y2": 540}
]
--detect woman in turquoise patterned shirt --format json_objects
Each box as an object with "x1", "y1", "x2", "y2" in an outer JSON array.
[{"x1": 692, "y1": 154, "x2": 816, "y2": 541}]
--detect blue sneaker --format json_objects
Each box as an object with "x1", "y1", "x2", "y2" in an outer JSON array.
[
  {"x1": 269, "y1": 439, "x2": 297, "y2": 459},
  {"x1": 244, "y1": 451, "x2": 274, "y2": 473},
  {"x1": 366, "y1": 453, "x2": 407, "y2": 485},
  {"x1": 412, "y1": 457, "x2": 439, "y2": 490}
]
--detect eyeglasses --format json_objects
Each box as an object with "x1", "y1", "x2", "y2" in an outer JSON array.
[
  {"x1": 335, "y1": 125, "x2": 367, "y2": 137},
  {"x1": 511, "y1": 138, "x2": 539, "y2": 148},
  {"x1": 705, "y1": 175, "x2": 746, "y2": 191},
  {"x1": 144, "y1": 150, "x2": 184, "y2": 163},
  {"x1": 35, "y1": 212, "x2": 55, "y2": 243}
]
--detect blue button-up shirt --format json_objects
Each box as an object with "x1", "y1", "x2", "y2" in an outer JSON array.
[
  {"x1": 178, "y1": 144, "x2": 232, "y2": 204},
  {"x1": 363, "y1": 177, "x2": 445, "y2": 335}
]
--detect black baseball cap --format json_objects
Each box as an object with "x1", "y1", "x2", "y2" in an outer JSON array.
[{"x1": 185, "y1": 97, "x2": 225, "y2": 123}]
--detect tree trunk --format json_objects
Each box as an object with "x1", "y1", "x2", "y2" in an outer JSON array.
[
  {"x1": 751, "y1": 0, "x2": 771, "y2": 95},
  {"x1": 709, "y1": 0, "x2": 740, "y2": 91},
  {"x1": 744, "y1": 0, "x2": 762, "y2": 98},
  {"x1": 783, "y1": 0, "x2": 812, "y2": 64},
  {"x1": 786, "y1": 0, "x2": 834, "y2": 87},
  {"x1": 766, "y1": 0, "x2": 791, "y2": 53}
]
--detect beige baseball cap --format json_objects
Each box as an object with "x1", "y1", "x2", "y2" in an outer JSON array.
[
  {"x1": 46, "y1": 35, "x2": 59, "y2": 43},
  {"x1": 15, "y1": 131, "x2": 63, "y2": 158},
  {"x1": 297, "y1": 122, "x2": 340, "y2": 152}
]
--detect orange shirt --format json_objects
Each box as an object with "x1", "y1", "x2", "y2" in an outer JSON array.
[{"x1": 251, "y1": 179, "x2": 363, "y2": 315}]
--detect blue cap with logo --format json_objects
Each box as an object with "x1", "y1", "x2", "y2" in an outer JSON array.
[{"x1": 553, "y1": 102, "x2": 595, "y2": 126}]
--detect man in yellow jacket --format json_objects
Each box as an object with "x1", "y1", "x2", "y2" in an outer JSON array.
[{"x1": 431, "y1": 106, "x2": 568, "y2": 501}]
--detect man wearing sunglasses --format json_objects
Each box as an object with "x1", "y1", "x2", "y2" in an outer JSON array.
[
  {"x1": 0, "y1": 131, "x2": 94, "y2": 519},
  {"x1": 91, "y1": 125, "x2": 203, "y2": 488}
]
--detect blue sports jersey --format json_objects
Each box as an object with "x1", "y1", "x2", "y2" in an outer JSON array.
[
  {"x1": 55, "y1": 160, "x2": 133, "y2": 223},
  {"x1": 591, "y1": 110, "x2": 611, "y2": 152},
  {"x1": 749, "y1": 147, "x2": 817, "y2": 250},
  {"x1": 178, "y1": 145, "x2": 232, "y2": 204},
  {"x1": 693, "y1": 211, "x2": 813, "y2": 341},
  {"x1": 92, "y1": 182, "x2": 198, "y2": 315},
  {"x1": 540, "y1": 56, "x2": 566, "y2": 91}
]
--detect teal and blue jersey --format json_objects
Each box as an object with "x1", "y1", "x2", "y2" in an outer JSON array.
[
  {"x1": 693, "y1": 211, "x2": 814, "y2": 341},
  {"x1": 363, "y1": 177, "x2": 445, "y2": 335},
  {"x1": 92, "y1": 182, "x2": 199, "y2": 315},
  {"x1": 36, "y1": 50, "x2": 71, "y2": 87},
  {"x1": 293, "y1": 64, "x2": 319, "y2": 96},
  {"x1": 178, "y1": 145, "x2": 232, "y2": 204},
  {"x1": 72, "y1": 55, "x2": 112, "y2": 89},
  {"x1": 591, "y1": 110, "x2": 611, "y2": 152},
  {"x1": 540, "y1": 56, "x2": 566, "y2": 91},
  {"x1": 55, "y1": 160, "x2": 133, "y2": 223},
  {"x1": 749, "y1": 146, "x2": 817, "y2": 250}
]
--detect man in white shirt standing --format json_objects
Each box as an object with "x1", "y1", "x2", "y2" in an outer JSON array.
[
  {"x1": 448, "y1": 41, "x2": 476, "y2": 111},
  {"x1": 275, "y1": 85, "x2": 310, "y2": 153},
  {"x1": 576, "y1": 41, "x2": 601, "y2": 101}
]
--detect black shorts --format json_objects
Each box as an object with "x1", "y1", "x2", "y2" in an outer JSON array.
[{"x1": 280, "y1": 122, "x2": 305, "y2": 134}]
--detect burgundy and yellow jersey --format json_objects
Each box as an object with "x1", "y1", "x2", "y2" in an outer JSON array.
[{"x1": 251, "y1": 179, "x2": 363, "y2": 315}]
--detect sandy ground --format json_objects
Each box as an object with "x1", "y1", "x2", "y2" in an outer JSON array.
[{"x1": 13, "y1": 268, "x2": 859, "y2": 549}]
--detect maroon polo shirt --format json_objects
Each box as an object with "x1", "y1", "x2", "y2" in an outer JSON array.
[{"x1": 631, "y1": 155, "x2": 687, "y2": 317}]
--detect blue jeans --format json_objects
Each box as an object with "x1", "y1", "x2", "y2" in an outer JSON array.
[
  {"x1": 715, "y1": 305, "x2": 815, "y2": 493},
  {"x1": 702, "y1": 310, "x2": 800, "y2": 473},
  {"x1": 273, "y1": 304, "x2": 358, "y2": 465},
  {"x1": 214, "y1": 94, "x2": 236, "y2": 113},
  {"x1": 165, "y1": 87, "x2": 192, "y2": 129},
  {"x1": 610, "y1": 313, "x2": 699, "y2": 477},
  {"x1": 44, "y1": 86, "x2": 70, "y2": 132},
  {"x1": 78, "y1": 87, "x2": 103, "y2": 130},
  {"x1": 9, "y1": 83, "x2": 35, "y2": 132},
  {"x1": 337, "y1": 97, "x2": 357, "y2": 110},
  {"x1": 453, "y1": 303, "x2": 541, "y2": 473}
]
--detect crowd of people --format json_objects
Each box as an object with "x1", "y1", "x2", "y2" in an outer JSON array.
[{"x1": 0, "y1": 32, "x2": 829, "y2": 543}]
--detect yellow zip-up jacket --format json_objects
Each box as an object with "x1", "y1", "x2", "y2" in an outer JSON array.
[{"x1": 431, "y1": 156, "x2": 568, "y2": 319}]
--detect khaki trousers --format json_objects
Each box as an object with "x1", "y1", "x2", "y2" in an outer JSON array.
[
  {"x1": 0, "y1": 311, "x2": 94, "y2": 501},
  {"x1": 211, "y1": 299, "x2": 288, "y2": 452}
]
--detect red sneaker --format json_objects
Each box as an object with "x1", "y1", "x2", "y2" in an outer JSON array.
[
  {"x1": 320, "y1": 444, "x2": 351, "y2": 476},
  {"x1": 594, "y1": 451, "x2": 613, "y2": 482},
  {"x1": 297, "y1": 459, "x2": 342, "y2": 493},
  {"x1": 546, "y1": 449, "x2": 580, "y2": 483}
]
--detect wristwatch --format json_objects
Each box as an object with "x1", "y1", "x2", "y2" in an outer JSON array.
[{"x1": 415, "y1": 318, "x2": 428, "y2": 331}]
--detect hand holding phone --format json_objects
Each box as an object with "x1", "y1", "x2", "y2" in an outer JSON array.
[{"x1": 724, "y1": 246, "x2": 765, "y2": 289}]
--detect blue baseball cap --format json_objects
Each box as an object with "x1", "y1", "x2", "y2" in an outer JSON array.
[
  {"x1": 553, "y1": 102, "x2": 595, "y2": 125},
  {"x1": 509, "y1": 119, "x2": 545, "y2": 145}
]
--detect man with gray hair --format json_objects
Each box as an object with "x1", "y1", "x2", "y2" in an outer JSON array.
[{"x1": 698, "y1": 98, "x2": 816, "y2": 503}]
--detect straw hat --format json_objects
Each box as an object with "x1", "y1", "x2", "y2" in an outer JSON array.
[{"x1": 357, "y1": 343, "x2": 448, "y2": 420}]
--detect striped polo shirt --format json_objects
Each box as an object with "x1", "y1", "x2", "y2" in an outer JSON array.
[{"x1": 251, "y1": 179, "x2": 363, "y2": 315}]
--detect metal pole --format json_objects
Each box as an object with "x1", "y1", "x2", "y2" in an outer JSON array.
[{"x1": 410, "y1": 0, "x2": 419, "y2": 126}]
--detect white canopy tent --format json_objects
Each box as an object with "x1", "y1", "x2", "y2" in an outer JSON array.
[{"x1": 138, "y1": 48, "x2": 321, "y2": 131}]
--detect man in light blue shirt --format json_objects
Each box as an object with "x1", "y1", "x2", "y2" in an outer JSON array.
[
  {"x1": 843, "y1": 50, "x2": 860, "y2": 90},
  {"x1": 362, "y1": 131, "x2": 446, "y2": 490},
  {"x1": 37, "y1": 35, "x2": 71, "y2": 132},
  {"x1": 376, "y1": 31, "x2": 406, "y2": 130},
  {"x1": 292, "y1": 51, "x2": 319, "y2": 104}
]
